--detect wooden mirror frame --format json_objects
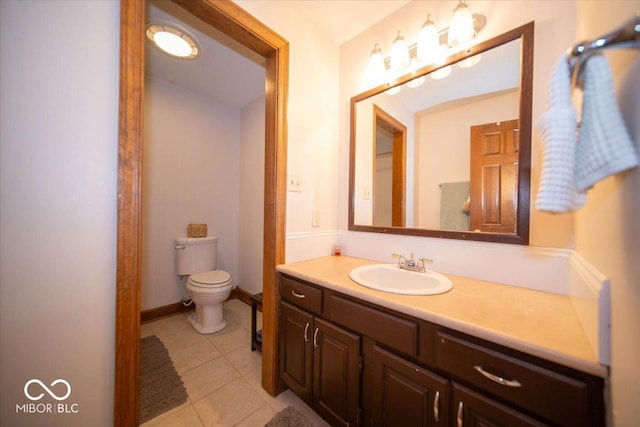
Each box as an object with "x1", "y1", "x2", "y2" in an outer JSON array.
[
  {"x1": 349, "y1": 22, "x2": 534, "y2": 245},
  {"x1": 116, "y1": 0, "x2": 288, "y2": 424}
]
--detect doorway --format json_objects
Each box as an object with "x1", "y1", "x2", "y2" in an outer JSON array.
[
  {"x1": 373, "y1": 105, "x2": 406, "y2": 227},
  {"x1": 116, "y1": 1, "x2": 288, "y2": 424}
]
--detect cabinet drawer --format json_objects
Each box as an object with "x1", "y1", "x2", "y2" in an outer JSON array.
[
  {"x1": 436, "y1": 332, "x2": 589, "y2": 426},
  {"x1": 280, "y1": 275, "x2": 322, "y2": 314},
  {"x1": 327, "y1": 293, "x2": 418, "y2": 357}
]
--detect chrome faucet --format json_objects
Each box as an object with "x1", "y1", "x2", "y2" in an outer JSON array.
[{"x1": 392, "y1": 253, "x2": 433, "y2": 273}]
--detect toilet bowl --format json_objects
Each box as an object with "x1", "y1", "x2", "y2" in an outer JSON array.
[
  {"x1": 186, "y1": 270, "x2": 232, "y2": 334},
  {"x1": 174, "y1": 236, "x2": 233, "y2": 334}
]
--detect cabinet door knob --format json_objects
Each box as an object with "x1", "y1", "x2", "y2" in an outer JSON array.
[
  {"x1": 433, "y1": 391, "x2": 440, "y2": 423},
  {"x1": 291, "y1": 290, "x2": 306, "y2": 299},
  {"x1": 313, "y1": 327, "x2": 319, "y2": 348},
  {"x1": 457, "y1": 401, "x2": 463, "y2": 427},
  {"x1": 303, "y1": 322, "x2": 310, "y2": 342},
  {"x1": 473, "y1": 365, "x2": 522, "y2": 387}
]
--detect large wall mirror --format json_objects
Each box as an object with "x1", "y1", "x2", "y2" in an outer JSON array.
[{"x1": 349, "y1": 22, "x2": 534, "y2": 244}]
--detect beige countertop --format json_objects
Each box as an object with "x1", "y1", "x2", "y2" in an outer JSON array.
[{"x1": 276, "y1": 255, "x2": 607, "y2": 378}]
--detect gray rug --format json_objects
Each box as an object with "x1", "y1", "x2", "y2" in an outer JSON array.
[
  {"x1": 265, "y1": 406, "x2": 313, "y2": 427},
  {"x1": 139, "y1": 335, "x2": 188, "y2": 424}
]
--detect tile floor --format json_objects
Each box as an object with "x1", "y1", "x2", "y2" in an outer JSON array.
[{"x1": 140, "y1": 299, "x2": 330, "y2": 427}]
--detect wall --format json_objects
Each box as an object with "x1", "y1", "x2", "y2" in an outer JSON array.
[
  {"x1": 239, "y1": 97, "x2": 266, "y2": 295},
  {"x1": 233, "y1": 0, "x2": 341, "y2": 262},
  {"x1": 573, "y1": 3, "x2": 639, "y2": 425},
  {"x1": 0, "y1": 1, "x2": 118, "y2": 425},
  {"x1": 142, "y1": 77, "x2": 245, "y2": 310}
]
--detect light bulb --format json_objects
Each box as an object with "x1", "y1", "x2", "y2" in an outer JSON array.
[
  {"x1": 407, "y1": 76, "x2": 425, "y2": 88},
  {"x1": 458, "y1": 53, "x2": 482, "y2": 68},
  {"x1": 390, "y1": 31, "x2": 410, "y2": 71},
  {"x1": 385, "y1": 86, "x2": 401, "y2": 96},
  {"x1": 153, "y1": 32, "x2": 193, "y2": 57},
  {"x1": 367, "y1": 43, "x2": 386, "y2": 86},
  {"x1": 430, "y1": 45, "x2": 452, "y2": 79},
  {"x1": 449, "y1": 0, "x2": 475, "y2": 46},
  {"x1": 430, "y1": 66, "x2": 452, "y2": 80},
  {"x1": 417, "y1": 14, "x2": 440, "y2": 65}
]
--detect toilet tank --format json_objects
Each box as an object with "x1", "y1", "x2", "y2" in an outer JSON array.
[{"x1": 175, "y1": 236, "x2": 218, "y2": 276}]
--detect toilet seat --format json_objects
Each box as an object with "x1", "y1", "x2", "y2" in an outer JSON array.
[{"x1": 189, "y1": 270, "x2": 232, "y2": 288}]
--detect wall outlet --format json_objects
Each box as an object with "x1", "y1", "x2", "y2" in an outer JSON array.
[
  {"x1": 312, "y1": 208, "x2": 320, "y2": 227},
  {"x1": 288, "y1": 174, "x2": 302, "y2": 192}
]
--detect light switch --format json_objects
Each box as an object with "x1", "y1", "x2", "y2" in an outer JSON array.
[
  {"x1": 288, "y1": 174, "x2": 302, "y2": 192},
  {"x1": 362, "y1": 187, "x2": 371, "y2": 200}
]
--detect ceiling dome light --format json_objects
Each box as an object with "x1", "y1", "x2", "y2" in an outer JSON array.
[
  {"x1": 146, "y1": 24, "x2": 200, "y2": 60},
  {"x1": 448, "y1": 0, "x2": 475, "y2": 47}
]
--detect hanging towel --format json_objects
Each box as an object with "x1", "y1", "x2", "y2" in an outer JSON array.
[
  {"x1": 439, "y1": 182, "x2": 470, "y2": 231},
  {"x1": 536, "y1": 55, "x2": 587, "y2": 213},
  {"x1": 575, "y1": 54, "x2": 639, "y2": 192}
]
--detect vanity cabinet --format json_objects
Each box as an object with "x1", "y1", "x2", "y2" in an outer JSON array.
[
  {"x1": 279, "y1": 276, "x2": 361, "y2": 426},
  {"x1": 277, "y1": 273, "x2": 605, "y2": 427},
  {"x1": 365, "y1": 340, "x2": 449, "y2": 426}
]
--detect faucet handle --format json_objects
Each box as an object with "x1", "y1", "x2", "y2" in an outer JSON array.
[
  {"x1": 391, "y1": 253, "x2": 406, "y2": 266},
  {"x1": 419, "y1": 257, "x2": 434, "y2": 264}
]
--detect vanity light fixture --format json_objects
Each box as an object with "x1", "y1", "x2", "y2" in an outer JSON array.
[
  {"x1": 146, "y1": 23, "x2": 200, "y2": 60},
  {"x1": 365, "y1": 1, "x2": 485, "y2": 90}
]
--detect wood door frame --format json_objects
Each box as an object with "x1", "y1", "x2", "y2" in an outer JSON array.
[
  {"x1": 116, "y1": 1, "x2": 288, "y2": 424},
  {"x1": 372, "y1": 105, "x2": 406, "y2": 227}
]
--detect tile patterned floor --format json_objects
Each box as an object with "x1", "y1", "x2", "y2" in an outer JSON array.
[{"x1": 140, "y1": 299, "x2": 330, "y2": 427}]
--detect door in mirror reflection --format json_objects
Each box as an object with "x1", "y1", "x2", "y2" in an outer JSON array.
[
  {"x1": 373, "y1": 105, "x2": 406, "y2": 227},
  {"x1": 470, "y1": 119, "x2": 519, "y2": 233}
]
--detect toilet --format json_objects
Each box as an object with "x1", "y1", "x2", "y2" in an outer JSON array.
[{"x1": 175, "y1": 236, "x2": 233, "y2": 334}]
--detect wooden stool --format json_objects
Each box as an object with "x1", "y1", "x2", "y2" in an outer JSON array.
[{"x1": 250, "y1": 292, "x2": 263, "y2": 352}]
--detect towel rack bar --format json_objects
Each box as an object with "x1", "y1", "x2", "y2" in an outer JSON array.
[{"x1": 568, "y1": 14, "x2": 639, "y2": 88}]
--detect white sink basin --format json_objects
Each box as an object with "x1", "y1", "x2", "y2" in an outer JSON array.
[{"x1": 349, "y1": 264, "x2": 453, "y2": 296}]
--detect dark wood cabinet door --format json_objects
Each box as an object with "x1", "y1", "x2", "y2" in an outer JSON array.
[
  {"x1": 453, "y1": 383, "x2": 547, "y2": 427},
  {"x1": 370, "y1": 343, "x2": 449, "y2": 427},
  {"x1": 313, "y1": 317, "x2": 361, "y2": 427},
  {"x1": 279, "y1": 301, "x2": 314, "y2": 402}
]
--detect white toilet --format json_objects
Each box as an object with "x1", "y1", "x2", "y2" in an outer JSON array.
[{"x1": 175, "y1": 236, "x2": 233, "y2": 334}]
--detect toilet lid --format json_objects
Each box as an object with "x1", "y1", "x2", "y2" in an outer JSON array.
[{"x1": 190, "y1": 270, "x2": 231, "y2": 287}]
